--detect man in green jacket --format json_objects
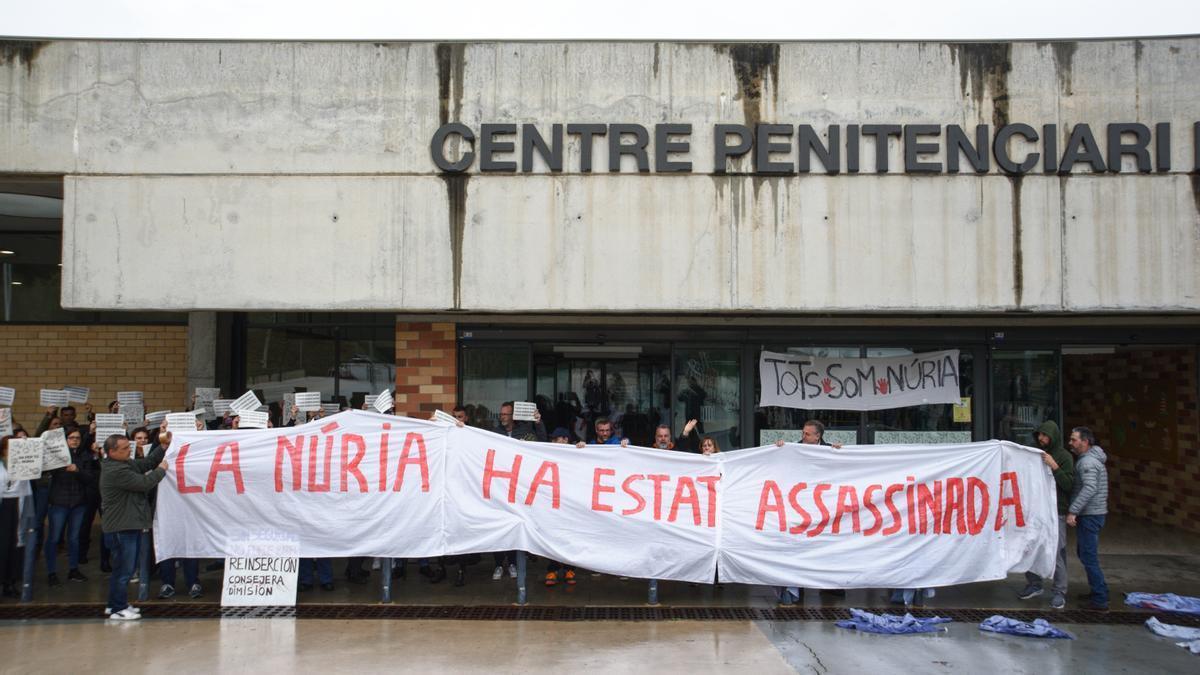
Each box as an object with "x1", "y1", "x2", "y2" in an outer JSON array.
[
  {"x1": 1017, "y1": 420, "x2": 1074, "y2": 609},
  {"x1": 100, "y1": 434, "x2": 167, "y2": 621}
]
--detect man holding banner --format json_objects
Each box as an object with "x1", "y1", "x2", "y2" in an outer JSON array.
[{"x1": 100, "y1": 434, "x2": 168, "y2": 621}]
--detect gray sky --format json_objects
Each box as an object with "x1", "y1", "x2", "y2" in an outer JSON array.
[{"x1": 3, "y1": 0, "x2": 1198, "y2": 40}]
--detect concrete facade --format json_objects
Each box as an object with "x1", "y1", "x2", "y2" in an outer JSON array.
[{"x1": 1, "y1": 39, "x2": 1197, "y2": 313}]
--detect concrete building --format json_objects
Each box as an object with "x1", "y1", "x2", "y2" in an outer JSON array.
[{"x1": 1, "y1": 37, "x2": 1197, "y2": 533}]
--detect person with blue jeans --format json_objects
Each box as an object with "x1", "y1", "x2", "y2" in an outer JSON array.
[
  {"x1": 45, "y1": 428, "x2": 93, "y2": 585},
  {"x1": 1066, "y1": 426, "x2": 1109, "y2": 611},
  {"x1": 299, "y1": 559, "x2": 334, "y2": 592},
  {"x1": 99, "y1": 433, "x2": 167, "y2": 620}
]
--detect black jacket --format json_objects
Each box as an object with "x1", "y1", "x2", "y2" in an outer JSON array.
[{"x1": 48, "y1": 446, "x2": 94, "y2": 508}]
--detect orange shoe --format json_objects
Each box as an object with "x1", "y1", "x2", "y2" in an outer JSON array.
[
  {"x1": 564, "y1": 570, "x2": 576, "y2": 585},
  {"x1": 544, "y1": 572, "x2": 558, "y2": 587}
]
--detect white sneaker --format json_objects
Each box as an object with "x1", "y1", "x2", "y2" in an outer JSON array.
[
  {"x1": 104, "y1": 606, "x2": 141, "y2": 616},
  {"x1": 108, "y1": 608, "x2": 141, "y2": 621},
  {"x1": 371, "y1": 559, "x2": 381, "y2": 571},
  {"x1": 508, "y1": 564, "x2": 518, "y2": 579},
  {"x1": 491, "y1": 566, "x2": 503, "y2": 581}
]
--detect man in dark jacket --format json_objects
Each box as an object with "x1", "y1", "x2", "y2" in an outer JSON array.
[
  {"x1": 100, "y1": 434, "x2": 167, "y2": 620},
  {"x1": 1018, "y1": 420, "x2": 1075, "y2": 609},
  {"x1": 1067, "y1": 426, "x2": 1109, "y2": 611}
]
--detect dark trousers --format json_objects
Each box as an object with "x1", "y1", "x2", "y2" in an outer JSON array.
[
  {"x1": 0, "y1": 498, "x2": 21, "y2": 585},
  {"x1": 1076, "y1": 514, "x2": 1108, "y2": 606},
  {"x1": 78, "y1": 495, "x2": 102, "y2": 563},
  {"x1": 300, "y1": 558, "x2": 333, "y2": 585},
  {"x1": 158, "y1": 559, "x2": 199, "y2": 588},
  {"x1": 493, "y1": 551, "x2": 515, "y2": 568},
  {"x1": 31, "y1": 484, "x2": 49, "y2": 553},
  {"x1": 104, "y1": 530, "x2": 140, "y2": 612},
  {"x1": 45, "y1": 503, "x2": 86, "y2": 574}
]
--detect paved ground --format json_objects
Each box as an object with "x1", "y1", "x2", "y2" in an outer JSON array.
[{"x1": 1, "y1": 618, "x2": 1196, "y2": 673}]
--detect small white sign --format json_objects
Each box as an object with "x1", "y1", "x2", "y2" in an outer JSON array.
[
  {"x1": 122, "y1": 404, "x2": 145, "y2": 427},
  {"x1": 95, "y1": 413, "x2": 124, "y2": 428},
  {"x1": 372, "y1": 390, "x2": 393, "y2": 414},
  {"x1": 39, "y1": 389, "x2": 70, "y2": 408},
  {"x1": 294, "y1": 392, "x2": 321, "y2": 412},
  {"x1": 230, "y1": 390, "x2": 262, "y2": 413},
  {"x1": 213, "y1": 399, "x2": 234, "y2": 416},
  {"x1": 0, "y1": 386, "x2": 14, "y2": 406},
  {"x1": 117, "y1": 391, "x2": 144, "y2": 407},
  {"x1": 220, "y1": 539, "x2": 299, "y2": 607},
  {"x1": 7, "y1": 438, "x2": 45, "y2": 480},
  {"x1": 0, "y1": 409, "x2": 11, "y2": 437},
  {"x1": 145, "y1": 410, "x2": 170, "y2": 426},
  {"x1": 63, "y1": 386, "x2": 90, "y2": 404},
  {"x1": 40, "y1": 428, "x2": 72, "y2": 471},
  {"x1": 320, "y1": 403, "x2": 341, "y2": 415},
  {"x1": 236, "y1": 410, "x2": 269, "y2": 429},
  {"x1": 194, "y1": 384, "x2": 220, "y2": 415},
  {"x1": 281, "y1": 393, "x2": 296, "y2": 423},
  {"x1": 167, "y1": 412, "x2": 199, "y2": 431},
  {"x1": 513, "y1": 401, "x2": 538, "y2": 422},
  {"x1": 433, "y1": 409, "x2": 459, "y2": 425},
  {"x1": 95, "y1": 427, "x2": 126, "y2": 443}
]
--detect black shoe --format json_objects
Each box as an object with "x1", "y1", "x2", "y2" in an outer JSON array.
[
  {"x1": 100, "y1": 561, "x2": 112, "y2": 574},
  {"x1": 78, "y1": 555, "x2": 90, "y2": 565},
  {"x1": 429, "y1": 565, "x2": 447, "y2": 584},
  {"x1": 320, "y1": 582, "x2": 335, "y2": 592},
  {"x1": 68, "y1": 569, "x2": 88, "y2": 582},
  {"x1": 418, "y1": 565, "x2": 434, "y2": 579},
  {"x1": 298, "y1": 583, "x2": 314, "y2": 592},
  {"x1": 454, "y1": 568, "x2": 466, "y2": 587}
]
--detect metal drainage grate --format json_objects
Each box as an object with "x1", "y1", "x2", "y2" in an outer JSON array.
[{"x1": 0, "y1": 603, "x2": 1195, "y2": 626}]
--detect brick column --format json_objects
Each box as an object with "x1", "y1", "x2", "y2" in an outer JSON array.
[{"x1": 393, "y1": 321, "x2": 457, "y2": 419}]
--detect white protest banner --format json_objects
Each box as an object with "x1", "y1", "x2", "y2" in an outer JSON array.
[
  {"x1": 39, "y1": 389, "x2": 70, "y2": 408},
  {"x1": 6, "y1": 438, "x2": 45, "y2": 480},
  {"x1": 122, "y1": 404, "x2": 145, "y2": 427},
  {"x1": 715, "y1": 440, "x2": 1056, "y2": 588},
  {"x1": 512, "y1": 401, "x2": 538, "y2": 422},
  {"x1": 759, "y1": 349, "x2": 962, "y2": 412},
  {"x1": 40, "y1": 428, "x2": 72, "y2": 471},
  {"x1": 213, "y1": 399, "x2": 234, "y2": 416},
  {"x1": 230, "y1": 390, "x2": 262, "y2": 413},
  {"x1": 63, "y1": 386, "x2": 90, "y2": 404},
  {"x1": 433, "y1": 409, "x2": 459, "y2": 425},
  {"x1": 220, "y1": 538, "x2": 299, "y2": 607},
  {"x1": 236, "y1": 410, "x2": 268, "y2": 429},
  {"x1": 146, "y1": 410, "x2": 170, "y2": 426},
  {"x1": 155, "y1": 411, "x2": 1056, "y2": 588},
  {"x1": 294, "y1": 392, "x2": 321, "y2": 412},
  {"x1": 195, "y1": 387, "x2": 221, "y2": 419},
  {"x1": 372, "y1": 390, "x2": 393, "y2": 414},
  {"x1": 0, "y1": 408, "x2": 12, "y2": 437},
  {"x1": 0, "y1": 386, "x2": 14, "y2": 406},
  {"x1": 117, "y1": 391, "x2": 144, "y2": 407},
  {"x1": 167, "y1": 412, "x2": 199, "y2": 432}
]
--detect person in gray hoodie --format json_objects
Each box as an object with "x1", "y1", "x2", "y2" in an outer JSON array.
[
  {"x1": 1066, "y1": 426, "x2": 1108, "y2": 610},
  {"x1": 1018, "y1": 420, "x2": 1074, "y2": 608}
]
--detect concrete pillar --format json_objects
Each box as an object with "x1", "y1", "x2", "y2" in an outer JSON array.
[{"x1": 186, "y1": 311, "x2": 218, "y2": 401}]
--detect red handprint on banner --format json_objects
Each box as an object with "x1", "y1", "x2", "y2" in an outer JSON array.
[
  {"x1": 876, "y1": 378, "x2": 890, "y2": 394},
  {"x1": 822, "y1": 378, "x2": 833, "y2": 394}
]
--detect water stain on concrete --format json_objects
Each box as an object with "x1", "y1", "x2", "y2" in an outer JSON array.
[
  {"x1": 0, "y1": 40, "x2": 49, "y2": 76},
  {"x1": 717, "y1": 43, "x2": 781, "y2": 131},
  {"x1": 435, "y1": 43, "x2": 466, "y2": 126},
  {"x1": 947, "y1": 43, "x2": 1012, "y2": 130}
]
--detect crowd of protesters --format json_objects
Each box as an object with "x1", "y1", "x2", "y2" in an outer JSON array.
[{"x1": 0, "y1": 392, "x2": 1111, "y2": 619}]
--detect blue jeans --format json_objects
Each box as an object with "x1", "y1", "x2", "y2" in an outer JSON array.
[
  {"x1": 105, "y1": 530, "x2": 140, "y2": 612},
  {"x1": 45, "y1": 504, "x2": 86, "y2": 574},
  {"x1": 32, "y1": 484, "x2": 50, "y2": 552},
  {"x1": 158, "y1": 559, "x2": 200, "y2": 589},
  {"x1": 299, "y1": 558, "x2": 332, "y2": 585},
  {"x1": 1076, "y1": 514, "x2": 1108, "y2": 606}
]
